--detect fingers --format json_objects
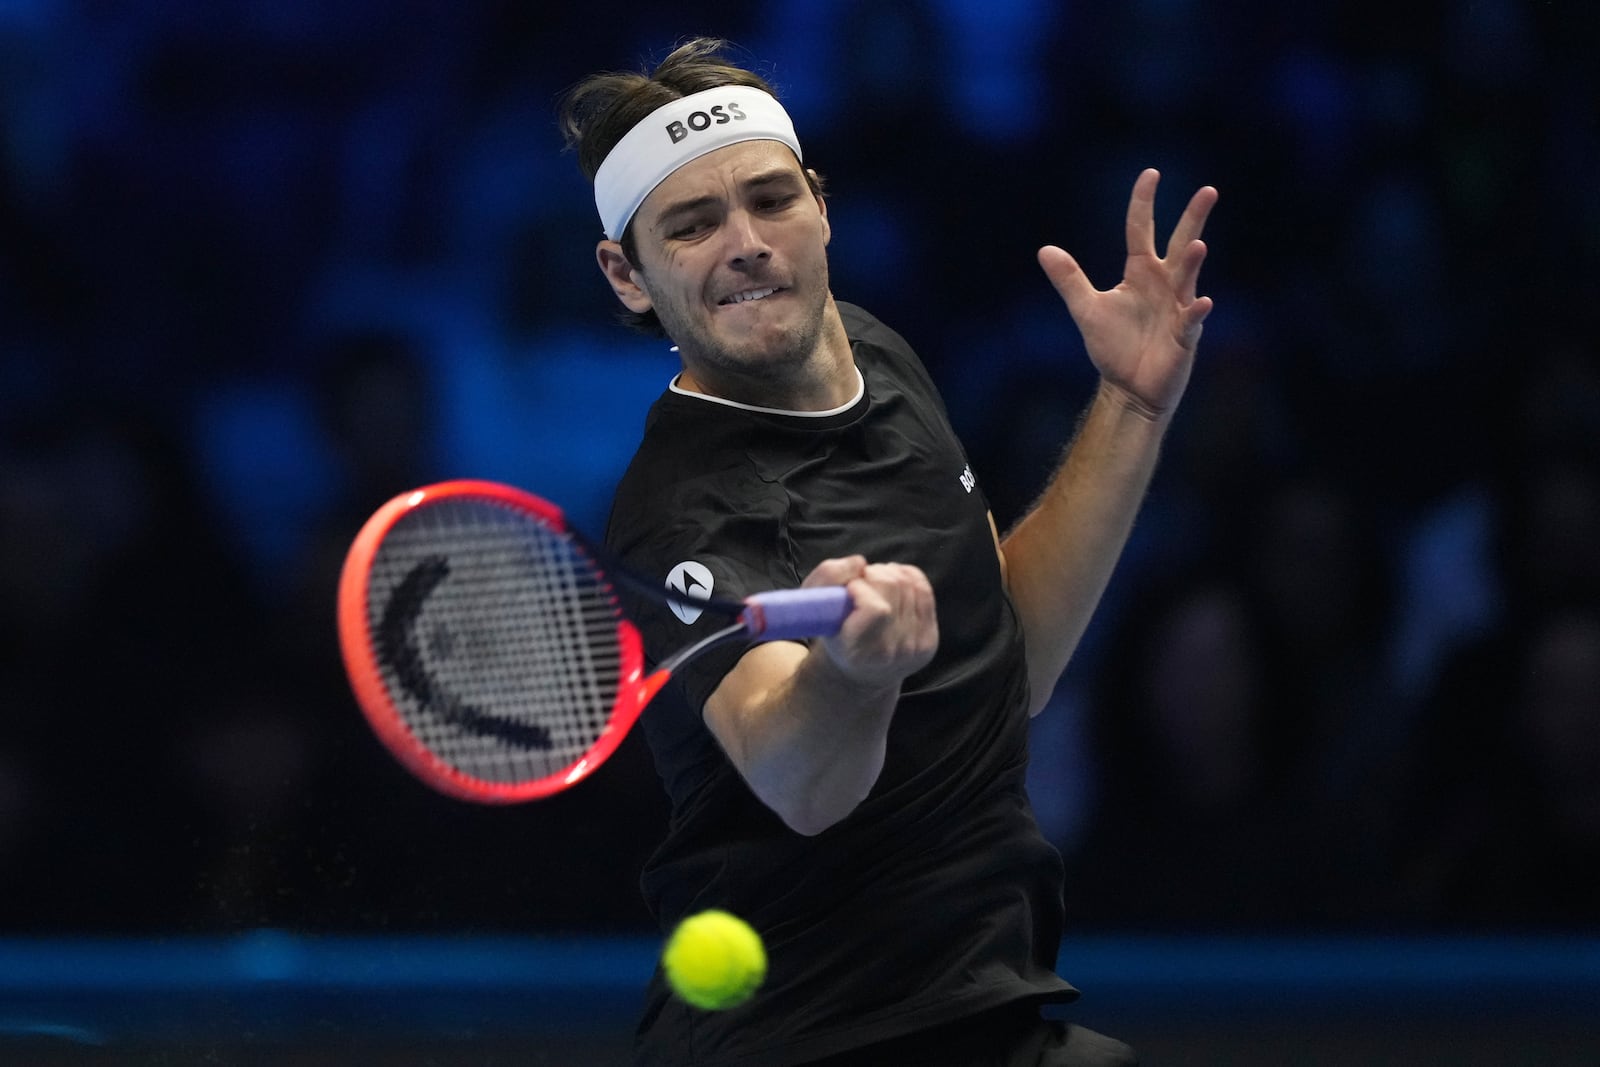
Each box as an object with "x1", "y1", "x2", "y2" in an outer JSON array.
[
  {"x1": 1043, "y1": 172, "x2": 1216, "y2": 357},
  {"x1": 1127, "y1": 169, "x2": 1218, "y2": 267},
  {"x1": 821, "y1": 561, "x2": 939, "y2": 686},
  {"x1": 1124, "y1": 167, "x2": 1161, "y2": 257},
  {"x1": 802, "y1": 556, "x2": 938, "y2": 651},
  {"x1": 1048, "y1": 171, "x2": 1216, "y2": 279},
  {"x1": 1172, "y1": 237, "x2": 1209, "y2": 306},
  {"x1": 1164, "y1": 184, "x2": 1218, "y2": 261},
  {"x1": 1129, "y1": 171, "x2": 1216, "y2": 308},
  {"x1": 802, "y1": 555, "x2": 867, "y2": 588},
  {"x1": 845, "y1": 563, "x2": 935, "y2": 640},
  {"x1": 1177, "y1": 294, "x2": 1215, "y2": 350}
]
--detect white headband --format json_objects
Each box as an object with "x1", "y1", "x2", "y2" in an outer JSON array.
[{"x1": 593, "y1": 86, "x2": 803, "y2": 241}]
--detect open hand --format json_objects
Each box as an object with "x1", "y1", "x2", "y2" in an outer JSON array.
[{"x1": 1037, "y1": 169, "x2": 1217, "y2": 419}]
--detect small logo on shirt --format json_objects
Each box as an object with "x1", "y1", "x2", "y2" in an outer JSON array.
[
  {"x1": 665, "y1": 561, "x2": 715, "y2": 624},
  {"x1": 959, "y1": 464, "x2": 977, "y2": 493}
]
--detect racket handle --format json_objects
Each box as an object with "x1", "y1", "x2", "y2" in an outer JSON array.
[{"x1": 741, "y1": 587, "x2": 852, "y2": 640}]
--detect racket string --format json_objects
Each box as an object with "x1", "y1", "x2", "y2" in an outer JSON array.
[{"x1": 365, "y1": 498, "x2": 627, "y2": 784}]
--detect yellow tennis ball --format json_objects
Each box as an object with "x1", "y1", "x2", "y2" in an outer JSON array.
[{"x1": 661, "y1": 909, "x2": 767, "y2": 1011}]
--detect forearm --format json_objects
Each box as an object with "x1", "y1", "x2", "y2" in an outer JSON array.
[
  {"x1": 705, "y1": 640, "x2": 901, "y2": 836},
  {"x1": 1001, "y1": 379, "x2": 1169, "y2": 714}
]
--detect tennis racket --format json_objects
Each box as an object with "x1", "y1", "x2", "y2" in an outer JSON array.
[{"x1": 336, "y1": 479, "x2": 852, "y2": 803}]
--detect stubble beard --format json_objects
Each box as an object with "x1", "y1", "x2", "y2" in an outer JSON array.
[{"x1": 665, "y1": 275, "x2": 833, "y2": 408}]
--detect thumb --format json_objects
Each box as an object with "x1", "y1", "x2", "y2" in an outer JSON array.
[{"x1": 1037, "y1": 245, "x2": 1095, "y2": 320}]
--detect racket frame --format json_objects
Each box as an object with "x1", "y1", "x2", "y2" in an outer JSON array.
[
  {"x1": 338, "y1": 480, "x2": 673, "y2": 803},
  {"x1": 338, "y1": 479, "x2": 849, "y2": 804}
]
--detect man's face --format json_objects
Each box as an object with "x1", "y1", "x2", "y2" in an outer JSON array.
[{"x1": 615, "y1": 140, "x2": 833, "y2": 396}]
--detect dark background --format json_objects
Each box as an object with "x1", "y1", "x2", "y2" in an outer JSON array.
[{"x1": 2, "y1": 0, "x2": 1597, "y2": 951}]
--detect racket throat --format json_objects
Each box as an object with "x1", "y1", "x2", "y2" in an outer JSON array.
[{"x1": 656, "y1": 620, "x2": 748, "y2": 675}]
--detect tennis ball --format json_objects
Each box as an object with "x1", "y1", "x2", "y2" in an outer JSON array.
[{"x1": 661, "y1": 909, "x2": 767, "y2": 1011}]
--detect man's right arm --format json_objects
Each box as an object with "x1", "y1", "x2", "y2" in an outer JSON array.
[{"x1": 701, "y1": 556, "x2": 938, "y2": 836}]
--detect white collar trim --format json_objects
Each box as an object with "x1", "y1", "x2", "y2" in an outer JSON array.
[{"x1": 668, "y1": 367, "x2": 865, "y2": 417}]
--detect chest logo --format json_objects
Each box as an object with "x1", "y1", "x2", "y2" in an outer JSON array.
[
  {"x1": 959, "y1": 464, "x2": 977, "y2": 493},
  {"x1": 665, "y1": 561, "x2": 715, "y2": 625}
]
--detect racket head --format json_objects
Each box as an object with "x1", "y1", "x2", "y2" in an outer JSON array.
[{"x1": 336, "y1": 480, "x2": 660, "y2": 803}]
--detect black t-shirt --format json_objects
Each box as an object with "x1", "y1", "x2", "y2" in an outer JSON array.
[{"x1": 605, "y1": 303, "x2": 1076, "y2": 1066}]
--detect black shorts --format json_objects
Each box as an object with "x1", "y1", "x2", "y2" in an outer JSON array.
[{"x1": 802, "y1": 1003, "x2": 1138, "y2": 1067}]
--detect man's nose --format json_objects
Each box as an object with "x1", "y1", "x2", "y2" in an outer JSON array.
[{"x1": 725, "y1": 210, "x2": 772, "y2": 269}]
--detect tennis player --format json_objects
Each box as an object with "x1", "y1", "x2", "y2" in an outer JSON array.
[{"x1": 561, "y1": 37, "x2": 1215, "y2": 1067}]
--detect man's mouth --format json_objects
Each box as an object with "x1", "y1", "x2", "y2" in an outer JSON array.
[{"x1": 718, "y1": 286, "x2": 783, "y2": 306}]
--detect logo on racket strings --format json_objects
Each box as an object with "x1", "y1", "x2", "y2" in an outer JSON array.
[{"x1": 665, "y1": 561, "x2": 715, "y2": 624}]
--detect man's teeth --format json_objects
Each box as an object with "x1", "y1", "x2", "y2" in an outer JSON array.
[{"x1": 725, "y1": 287, "x2": 777, "y2": 305}]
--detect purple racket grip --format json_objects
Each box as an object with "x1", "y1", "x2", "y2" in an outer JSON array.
[{"x1": 741, "y1": 586, "x2": 852, "y2": 641}]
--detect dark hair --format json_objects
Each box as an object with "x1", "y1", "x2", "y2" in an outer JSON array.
[{"x1": 558, "y1": 37, "x2": 825, "y2": 336}]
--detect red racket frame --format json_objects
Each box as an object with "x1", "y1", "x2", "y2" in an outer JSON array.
[{"x1": 336, "y1": 479, "x2": 669, "y2": 803}]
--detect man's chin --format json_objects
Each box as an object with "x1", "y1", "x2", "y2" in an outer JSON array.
[{"x1": 711, "y1": 321, "x2": 817, "y2": 365}]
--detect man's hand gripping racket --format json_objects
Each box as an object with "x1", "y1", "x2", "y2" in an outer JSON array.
[{"x1": 336, "y1": 480, "x2": 851, "y2": 802}]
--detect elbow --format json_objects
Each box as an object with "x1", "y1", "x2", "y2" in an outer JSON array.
[
  {"x1": 1026, "y1": 677, "x2": 1054, "y2": 718},
  {"x1": 1023, "y1": 667, "x2": 1060, "y2": 718},
  {"x1": 757, "y1": 760, "x2": 881, "y2": 837},
  {"x1": 774, "y1": 793, "x2": 864, "y2": 837},
  {"x1": 780, "y1": 811, "x2": 836, "y2": 837}
]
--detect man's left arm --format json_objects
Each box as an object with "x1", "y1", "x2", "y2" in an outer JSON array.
[{"x1": 998, "y1": 168, "x2": 1217, "y2": 716}]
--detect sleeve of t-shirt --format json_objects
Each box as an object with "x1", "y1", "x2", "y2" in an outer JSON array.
[{"x1": 839, "y1": 301, "x2": 965, "y2": 448}]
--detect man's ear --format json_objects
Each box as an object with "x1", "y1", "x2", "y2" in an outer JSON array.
[
  {"x1": 596, "y1": 241, "x2": 653, "y2": 314},
  {"x1": 809, "y1": 169, "x2": 830, "y2": 247}
]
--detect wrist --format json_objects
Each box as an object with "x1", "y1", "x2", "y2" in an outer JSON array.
[
  {"x1": 1095, "y1": 377, "x2": 1177, "y2": 427},
  {"x1": 804, "y1": 639, "x2": 905, "y2": 707}
]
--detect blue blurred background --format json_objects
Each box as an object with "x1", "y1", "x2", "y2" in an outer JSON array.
[{"x1": 1, "y1": 0, "x2": 1598, "y2": 1061}]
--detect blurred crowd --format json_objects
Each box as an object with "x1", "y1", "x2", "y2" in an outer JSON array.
[{"x1": 1, "y1": 2, "x2": 1596, "y2": 936}]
